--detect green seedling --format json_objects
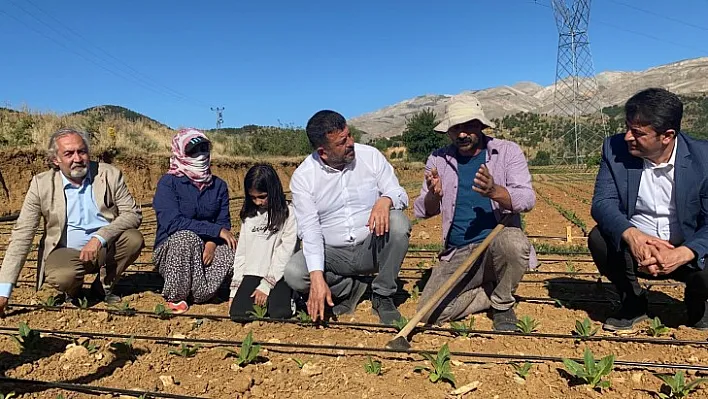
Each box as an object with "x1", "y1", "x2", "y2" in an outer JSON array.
[
  {"x1": 55, "y1": 395, "x2": 64, "y2": 399},
  {"x1": 153, "y1": 303, "x2": 172, "y2": 319},
  {"x1": 191, "y1": 318, "x2": 204, "y2": 330},
  {"x1": 392, "y1": 316, "x2": 409, "y2": 332},
  {"x1": 450, "y1": 317, "x2": 475, "y2": 338},
  {"x1": 169, "y1": 343, "x2": 200, "y2": 358},
  {"x1": 224, "y1": 331, "x2": 261, "y2": 367},
  {"x1": 42, "y1": 295, "x2": 57, "y2": 308},
  {"x1": 78, "y1": 297, "x2": 89, "y2": 309},
  {"x1": 512, "y1": 362, "x2": 533, "y2": 379},
  {"x1": 415, "y1": 261, "x2": 425, "y2": 271},
  {"x1": 565, "y1": 261, "x2": 578, "y2": 274},
  {"x1": 410, "y1": 285, "x2": 420, "y2": 301},
  {"x1": 553, "y1": 298, "x2": 566, "y2": 308},
  {"x1": 562, "y1": 348, "x2": 615, "y2": 390},
  {"x1": 12, "y1": 322, "x2": 41, "y2": 351},
  {"x1": 291, "y1": 358, "x2": 307, "y2": 369},
  {"x1": 516, "y1": 315, "x2": 540, "y2": 333},
  {"x1": 109, "y1": 302, "x2": 136, "y2": 316},
  {"x1": 573, "y1": 317, "x2": 598, "y2": 337},
  {"x1": 414, "y1": 344, "x2": 456, "y2": 387},
  {"x1": 655, "y1": 370, "x2": 708, "y2": 398},
  {"x1": 110, "y1": 336, "x2": 136, "y2": 360},
  {"x1": 364, "y1": 356, "x2": 382, "y2": 375},
  {"x1": 648, "y1": 317, "x2": 670, "y2": 337},
  {"x1": 296, "y1": 310, "x2": 312, "y2": 323},
  {"x1": 0, "y1": 393, "x2": 17, "y2": 399},
  {"x1": 248, "y1": 303, "x2": 268, "y2": 319},
  {"x1": 80, "y1": 339, "x2": 98, "y2": 354}
]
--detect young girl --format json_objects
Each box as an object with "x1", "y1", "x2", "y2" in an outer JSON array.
[{"x1": 229, "y1": 164, "x2": 297, "y2": 319}]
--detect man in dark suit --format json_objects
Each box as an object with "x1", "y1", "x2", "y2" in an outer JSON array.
[{"x1": 589, "y1": 88, "x2": 708, "y2": 331}]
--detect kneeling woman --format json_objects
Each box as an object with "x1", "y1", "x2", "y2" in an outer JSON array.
[
  {"x1": 229, "y1": 164, "x2": 296, "y2": 319},
  {"x1": 153, "y1": 128, "x2": 237, "y2": 313}
]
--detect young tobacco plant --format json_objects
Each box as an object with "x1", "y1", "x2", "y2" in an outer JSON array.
[
  {"x1": 0, "y1": 392, "x2": 17, "y2": 399},
  {"x1": 516, "y1": 315, "x2": 540, "y2": 333},
  {"x1": 450, "y1": 317, "x2": 475, "y2": 338},
  {"x1": 224, "y1": 331, "x2": 261, "y2": 367},
  {"x1": 291, "y1": 358, "x2": 307, "y2": 369},
  {"x1": 12, "y1": 322, "x2": 41, "y2": 351},
  {"x1": 414, "y1": 344, "x2": 456, "y2": 387},
  {"x1": 110, "y1": 336, "x2": 136, "y2": 360},
  {"x1": 169, "y1": 343, "x2": 200, "y2": 358},
  {"x1": 392, "y1": 316, "x2": 409, "y2": 332},
  {"x1": 573, "y1": 317, "x2": 598, "y2": 337},
  {"x1": 249, "y1": 303, "x2": 268, "y2": 319},
  {"x1": 655, "y1": 370, "x2": 708, "y2": 398},
  {"x1": 109, "y1": 302, "x2": 136, "y2": 316},
  {"x1": 77, "y1": 297, "x2": 89, "y2": 309},
  {"x1": 562, "y1": 348, "x2": 615, "y2": 390},
  {"x1": 153, "y1": 303, "x2": 173, "y2": 319},
  {"x1": 296, "y1": 310, "x2": 312, "y2": 323},
  {"x1": 364, "y1": 356, "x2": 382, "y2": 375},
  {"x1": 648, "y1": 317, "x2": 670, "y2": 337},
  {"x1": 512, "y1": 362, "x2": 533, "y2": 379}
]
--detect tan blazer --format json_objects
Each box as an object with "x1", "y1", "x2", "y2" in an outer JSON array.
[{"x1": 0, "y1": 161, "x2": 142, "y2": 292}]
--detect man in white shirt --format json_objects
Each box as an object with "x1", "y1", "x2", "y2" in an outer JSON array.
[
  {"x1": 284, "y1": 110, "x2": 411, "y2": 325},
  {"x1": 590, "y1": 88, "x2": 708, "y2": 331}
]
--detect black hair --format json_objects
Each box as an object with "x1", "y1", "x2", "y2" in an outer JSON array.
[
  {"x1": 305, "y1": 110, "x2": 347, "y2": 149},
  {"x1": 625, "y1": 88, "x2": 683, "y2": 134},
  {"x1": 239, "y1": 163, "x2": 288, "y2": 232}
]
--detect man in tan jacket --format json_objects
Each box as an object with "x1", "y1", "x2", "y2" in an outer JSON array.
[{"x1": 0, "y1": 127, "x2": 144, "y2": 315}]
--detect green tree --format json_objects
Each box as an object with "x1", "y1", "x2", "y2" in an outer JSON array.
[
  {"x1": 531, "y1": 150, "x2": 552, "y2": 166},
  {"x1": 402, "y1": 109, "x2": 447, "y2": 162}
]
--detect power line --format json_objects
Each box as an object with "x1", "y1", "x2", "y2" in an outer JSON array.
[
  {"x1": 1, "y1": 0, "x2": 209, "y2": 109},
  {"x1": 607, "y1": 0, "x2": 708, "y2": 32}
]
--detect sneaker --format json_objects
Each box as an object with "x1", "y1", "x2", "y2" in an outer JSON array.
[
  {"x1": 167, "y1": 300, "x2": 189, "y2": 314},
  {"x1": 332, "y1": 279, "x2": 368, "y2": 316},
  {"x1": 686, "y1": 298, "x2": 708, "y2": 330},
  {"x1": 371, "y1": 294, "x2": 402, "y2": 325},
  {"x1": 603, "y1": 294, "x2": 649, "y2": 331},
  {"x1": 492, "y1": 307, "x2": 519, "y2": 332}
]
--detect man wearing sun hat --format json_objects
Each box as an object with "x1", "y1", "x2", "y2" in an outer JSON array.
[{"x1": 413, "y1": 96, "x2": 536, "y2": 330}]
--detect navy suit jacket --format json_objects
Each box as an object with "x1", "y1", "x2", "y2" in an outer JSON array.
[{"x1": 591, "y1": 132, "x2": 708, "y2": 269}]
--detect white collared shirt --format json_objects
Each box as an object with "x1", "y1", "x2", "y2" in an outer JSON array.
[
  {"x1": 290, "y1": 143, "x2": 409, "y2": 272},
  {"x1": 630, "y1": 140, "x2": 683, "y2": 244}
]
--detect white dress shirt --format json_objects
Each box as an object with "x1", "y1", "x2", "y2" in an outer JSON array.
[
  {"x1": 630, "y1": 140, "x2": 683, "y2": 244},
  {"x1": 290, "y1": 143, "x2": 408, "y2": 272}
]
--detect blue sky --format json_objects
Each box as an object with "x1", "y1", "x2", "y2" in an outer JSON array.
[{"x1": 1, "y1": 0, "x2": 706, "y2": 130}]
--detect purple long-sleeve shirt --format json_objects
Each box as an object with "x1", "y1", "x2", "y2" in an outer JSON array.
[{"x1": 413, "y1": 136, "x2": 538, "y2": 268}]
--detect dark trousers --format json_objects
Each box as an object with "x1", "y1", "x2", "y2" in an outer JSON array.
[
  {"x1": 229, "y1": 276, "x2": 293, "y2": 319},
  {"x1": 588, "y1": 226, "x2": 708, "y2": 321}
]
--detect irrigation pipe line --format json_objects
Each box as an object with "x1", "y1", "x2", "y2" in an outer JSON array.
[
  {"x1": 0, "y1": 376, "x2": 206, "y2": 399},
  {"x1": 5, "y1": 303, "x2": 705, "y2": 347},
  {"x1": 0, "y1": 326, "x2": 705, "y2": 372}
]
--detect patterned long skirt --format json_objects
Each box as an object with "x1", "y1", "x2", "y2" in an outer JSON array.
[{"x1": 153, "y1": 230, "x2": 235, "y2": 303}]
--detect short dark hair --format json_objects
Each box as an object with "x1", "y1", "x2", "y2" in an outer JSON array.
[
  {"x1": 305, "y1": 110, "x2": 346, "y2": 149},
  {"x1": 240, "y1": 163, "x2": 289, "y2": 233},
  {"x1": 625, "y1": 88, "x2": 683, "y2": 134}
]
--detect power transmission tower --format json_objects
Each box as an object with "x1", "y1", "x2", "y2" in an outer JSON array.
[
  {"x1": 551, "y1": 0, "x2": 608, "y2": 165},
  {"x1": 211, "y1": 107, "x2": 225, "y2": 130}
]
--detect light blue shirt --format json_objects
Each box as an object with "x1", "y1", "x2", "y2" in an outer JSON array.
[{"x1": 0, "y1": 171, "x2": 109, "y2": 298}]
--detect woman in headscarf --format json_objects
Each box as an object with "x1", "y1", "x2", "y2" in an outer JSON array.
[{"x1": 152, "y1": 128, "x2": 237, "y2": 313}]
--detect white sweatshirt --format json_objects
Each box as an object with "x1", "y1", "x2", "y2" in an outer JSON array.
[{"x1": 229, "y1": 204, "x2": 297, "y2": 298}]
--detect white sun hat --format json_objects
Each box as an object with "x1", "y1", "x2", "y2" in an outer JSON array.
[{"x1": 434, "y1": 96, "x2": 496, "y2": 133}]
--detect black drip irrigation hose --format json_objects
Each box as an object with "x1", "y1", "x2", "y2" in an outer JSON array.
[
  {"x1": 0, "y1": 376, "x2": 206, "y2": 399},
  {"x1": 5, "y1": 303, "x2": 707, "y2": 347},
  {"x1": 0, "y1": 326, "x2": 705, "y2": 372}
]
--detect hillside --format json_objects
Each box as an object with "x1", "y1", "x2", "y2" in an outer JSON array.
[
  {"x1": 350, "y1": 57, "x2": 708, "y2": 141},
  {"x1": 72, "y1": 105, "x2": 169, "y2": 129}
]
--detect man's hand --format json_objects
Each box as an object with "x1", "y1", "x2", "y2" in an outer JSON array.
[
  {"x1": 251, "y1": 289, "x2": 268, "y2": 306},
  {"x1": 639, "y1": 246, "x2": 694, "y2": 276},
  {"x1": 80, "y1": 237, "x2": 102, "y2": 262},
  {"x1": 203, "y1": 241, "x2": 217, "y2": 265},
  {"x1": 219, "y1": 228, "x2": 237, "y2": 250},
  {"x1": 0, "y1": 296, "x2": 7, "y2": 317},
  {"x1": 307, "y1": 271, "x2": 333, "y2": 322},
  {"x1": 622, "y1": 227, "x2": 673, "y2": 265},
  {"x1": 367, "y1": 197, "x2": 393, "y2": 237},
  {"x1": 425, "y1": 168, "x2": 443, "y2": 198},
  {"x1": 472, "y1": 164, "x2": 497, "y2": 197}
]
